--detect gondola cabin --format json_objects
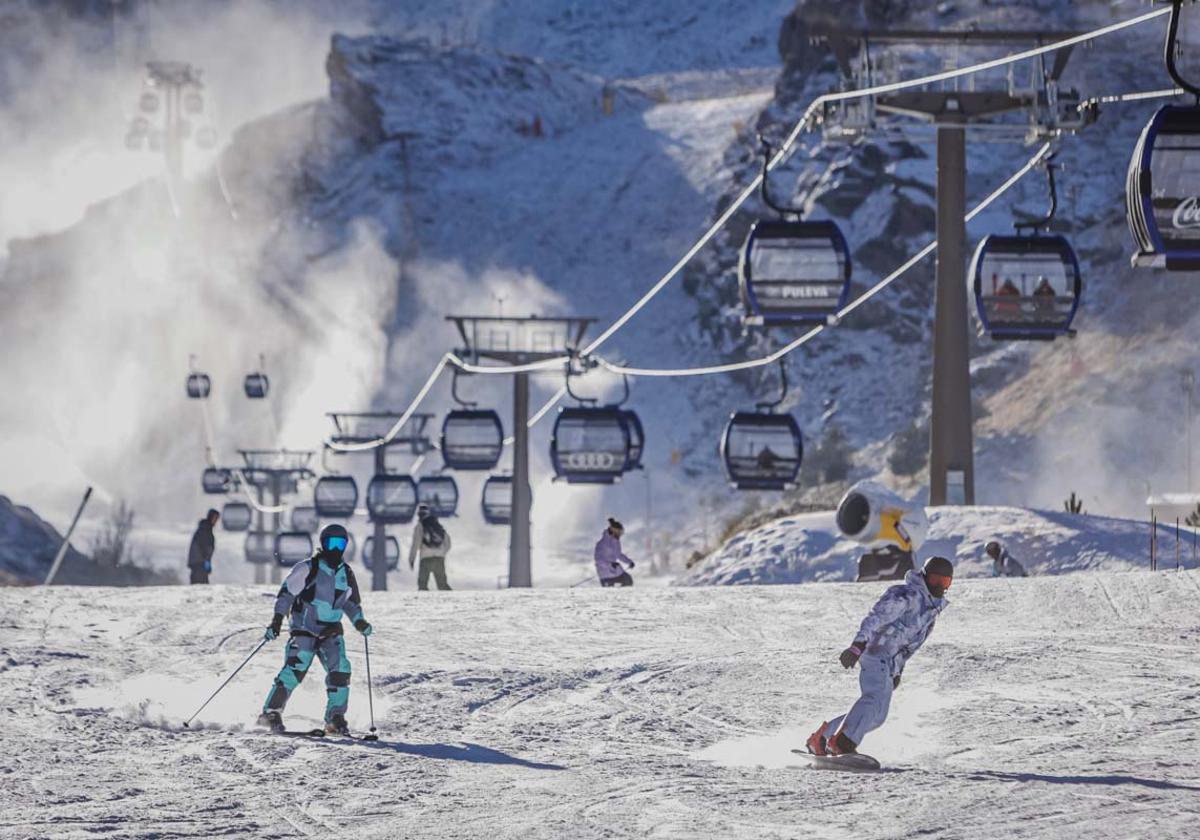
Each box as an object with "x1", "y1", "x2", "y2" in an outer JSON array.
[
  {"x1": 720, "y1": 412, "x2": 803, "y2": 490},
  {"x1": 313, "y1": 476, "x2": 358, "y2": 519},
  {"x1": 244, "y1": 372, "x2": 269, "y2": 399},
  {"x1": 622, "y1": 410, "x2": 645, "y2": 471},
  {"x1": 290, "y1": 505, "x2": 319, "y2": 533},
  {"x1": 1127, "y1": 105, "x2": 1200, "y2": 270},
  {"x1": 970, "y1": 234, "x2": 1080, "y2": 340},
  {"x1": 550, "y1": 407, "x2": 631, "y2": 484},
  {"x1": 739, "y1": 220, "x2": 851, "y2": 326},
  {"x1": 363, "y1": 536, "x2": 401, "y2": 572},
  {"x1": 220, "y1": 501, "x2": 252, "y2": 532},
  {"x1": 274, "y1": 531, "x2": 313, "y2": 567},
  {"x1": 417, "y1": 476, "x2": 459, "y2": 517},
  {"x1": 244, "y1": 532, "x2": 274, "y2": 565},
  {"x1": 440, "y1": 409, "x2": 504, "y2": 470},
  {"x1": 202, "y1": 467, "x2": 233, "y2": 495},
  {"x1": 186, "y1": 373, "x2": 211, "y2": 399},
  {"x1": 366, "y1": 474, "x2": 418, "y2": 524},
  {"x1": 481, "y1": 476, "x2": 514, "y2": 525}
]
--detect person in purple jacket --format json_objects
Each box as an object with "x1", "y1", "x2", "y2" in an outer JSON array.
[{"x1": 594, "y1": 517, "x2": 635, "y2": 587}]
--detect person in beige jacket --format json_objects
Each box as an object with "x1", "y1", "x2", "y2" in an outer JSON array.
[{"x1": 408, "y1": 503, "x2": 452, "y2": 591}]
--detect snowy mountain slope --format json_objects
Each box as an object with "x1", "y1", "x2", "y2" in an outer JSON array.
[
  {"x1": 3, "y1": 573, "x2": 1199, "y2": 838},
  {"x1": 679, "y1": 505, "x2": 1167, "y2": 587}
]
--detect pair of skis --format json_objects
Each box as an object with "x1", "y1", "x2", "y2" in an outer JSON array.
[{"x1": 273, "y1": 728, "x2": 379, "y2": 742}]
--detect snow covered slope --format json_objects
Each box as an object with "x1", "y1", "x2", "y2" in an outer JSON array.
[
  {"x1": 2, "y1": 575, "x2": 1199, "y2": 838},
  {"x1": 681, "y1": 506, "x2": 1167, "y2": 586}
]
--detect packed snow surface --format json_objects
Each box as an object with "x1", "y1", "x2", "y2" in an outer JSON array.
[
  {"x1": 682, "y1": 506, "x2": 1168, "y2": 586},
  {"x1": 3, "y1": 573, "x2": 1199, "y2": 838}
]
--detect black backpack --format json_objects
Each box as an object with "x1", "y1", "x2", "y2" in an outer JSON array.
[{"x1": 421, "y1": 517, "x2": 447, "y2": 549}]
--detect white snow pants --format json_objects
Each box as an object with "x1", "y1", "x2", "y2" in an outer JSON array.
[{"x1": 823, "y1": 653, "x2": 893, "y2": 746}]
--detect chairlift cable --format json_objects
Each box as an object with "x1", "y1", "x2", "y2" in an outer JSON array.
[
  {"x1": 595, "y1": 143, "x2": 1051, "y2": 378},
  {"x1": 312, "y1": 9, "x2": 1168, "y2": 453}
]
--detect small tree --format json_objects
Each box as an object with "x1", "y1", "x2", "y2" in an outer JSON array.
[
  {"x1": 92, "y1": 500, "x2": 137, "y2": 567},
  {"x1": 1186, "y1": 504, "x2": 1200, "y2": 528},
  {"x1": 1063, "y1": 491, "x2": 1085, "y2": 515}
]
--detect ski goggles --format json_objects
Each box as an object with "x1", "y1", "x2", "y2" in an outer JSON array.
[
  {"x1": 926, "y1": 573, "x2": 953, "y2": 591},
  {"x1": 324, "y1": 536, "x2": 349, "y2": 551}
]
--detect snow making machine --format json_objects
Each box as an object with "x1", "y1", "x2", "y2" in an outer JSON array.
[{"x1": 836, "y1": 480, "x2": 928, "y2": 582}]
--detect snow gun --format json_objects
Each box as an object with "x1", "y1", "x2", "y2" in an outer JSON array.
[{"x1": 835, "y1": 480, "x2": 928, "y2": 553}]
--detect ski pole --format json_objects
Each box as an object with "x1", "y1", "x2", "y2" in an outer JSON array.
[
  {"x1": 183, "y1": 637, "x2": 269, "y2": 729},
  {"x1": 363, "y1": 635, "x2": 377, "y2": 738}
]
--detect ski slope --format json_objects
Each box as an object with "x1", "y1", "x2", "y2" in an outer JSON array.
[{"x1": 3, "y1": 573, "x2": 1199, "y2": 838}]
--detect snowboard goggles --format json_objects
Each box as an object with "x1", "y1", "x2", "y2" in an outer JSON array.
[
  {"x1": 926, "y1": 573, "x2": 953, "y2": 591},
  {"x1": 324, "y1": 536, "x2": 349, "y2": 551}
]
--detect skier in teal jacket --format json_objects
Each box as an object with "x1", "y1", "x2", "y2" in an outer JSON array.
[{"x1": 257, "y1": 524, "x2": 372, "y2": 735}]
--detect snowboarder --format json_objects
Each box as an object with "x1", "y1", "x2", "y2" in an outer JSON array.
[
  {"x1": 986, "y1": 541, "x2": 1028, "y2": 577},
  {"x1": 408, "y1": 503, "x2": 452, "y2": 591},
  {"x1": 594, "y1": 517, "x2": 635, "y2": 587},
  {"x1": 806, "y1": 556, "x2": 953, "y2": 758},
  {"x1": 257, "y1": 523, "x2": 372, "y2": 735},
  {"x1": 186, "y1": 509, "x2": 219, "y2": 585}
]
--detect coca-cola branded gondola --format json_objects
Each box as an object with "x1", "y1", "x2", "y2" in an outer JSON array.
[{"x1": 1127, "y1": 105, "x2": 1200, "y2": 270}]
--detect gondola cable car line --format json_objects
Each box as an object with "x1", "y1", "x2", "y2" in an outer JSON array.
[{"x1": 314, "y1": 9, "x2": 1170, "y2": 455}]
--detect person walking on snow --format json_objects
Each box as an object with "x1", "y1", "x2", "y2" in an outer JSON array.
[
  {"x1": 186, "y1": 509, "x2": 219, "y2": 585},
  {"x1": 409, "y1": 503, "x2": 452, "y2": 591},
  {"x1": 594, "y1": 517, "x2": 635, "y2": 587},
  {"x1": 807, "y1": 556, "x2": 953, "y2": 757},
  {"x1": 257, "y1": 523, "x2": 372, "y2": 735},
  {"x1": 986, "y1": 540, "x2": 1028, "y2": 577}
]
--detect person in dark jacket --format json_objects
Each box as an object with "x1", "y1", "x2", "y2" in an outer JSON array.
[
  {"x1": 409, "y1": 504, "x2": 452, "y2": 591},
  {"x1": 187, "y1": 509, "x2": 219, "y2": 584}
]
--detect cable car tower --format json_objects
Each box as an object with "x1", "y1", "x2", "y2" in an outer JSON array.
[
  {"x1": 237, "y1": 449, "x2": 315, "y2": 584},
  {"x1": 810, "y1": 25, "x2": 1095, "y2": 505},
  {"x1": 324, "y1": 412, "x2": 434, "y2": 592},
  {"x1": 447, "y1": 315, "x2": 595, "y2": 587}
]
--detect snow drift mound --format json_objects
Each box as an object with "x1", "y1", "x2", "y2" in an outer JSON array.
[{"x1": 680, "y1": 505, "x2": 1161, "y2": 586}]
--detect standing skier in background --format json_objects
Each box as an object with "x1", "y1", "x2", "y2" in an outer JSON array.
[
  {"x1": 986, "y1": 541, "x2": 1028, "y2": 577},
  {"x1": 595, "y1": 517, "x2": 635, "y2": 587},
  {"x1": 806, "y1": 556, "x2": 953, "y2": 757},
  {"x1": 186, "y1": 508, "x2": 219, "y2": 584},
  {"x1": 409, "y1": 503, "x2": 452, "y2": 591},
  {"x1": 257, "y1": 524, "x2": 372, "y2": 735}
]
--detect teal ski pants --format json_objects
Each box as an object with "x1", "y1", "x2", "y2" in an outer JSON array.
[{"x1": 263, "y1": 633, "x2": 351, "y2": 721}]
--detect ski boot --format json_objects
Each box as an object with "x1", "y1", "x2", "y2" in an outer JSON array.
[
  {"x1": 256, "y1": 710, "x2": 285, "y2": 733},
  {"x1": 324, "y1": 715, "x2": 350, "y2": 737},
  {"x1": 806, "y1": 722, "x2": 829, "y2": 756}
]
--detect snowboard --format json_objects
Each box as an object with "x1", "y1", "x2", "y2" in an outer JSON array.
[{"x1": 791, "y1": 749, "x2": 881, "y2": 772}]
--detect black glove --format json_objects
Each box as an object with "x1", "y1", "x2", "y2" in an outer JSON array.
[
  {"x1": 893, "y1": 674, "x2": 901, "y2": 689},
  {"x1": 625, "y1": 560, "x2": 635, "y2": 569},
  {"x1": 354, "y1": 619, "x2": 373, "y2": 637},
  {"x1": 839, "y1": 641, "x2": 865, "y2": 670}
]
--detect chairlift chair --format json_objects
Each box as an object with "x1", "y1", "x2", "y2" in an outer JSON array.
[
  {"x1": 366, "y1": 474, "x2": 419, "y2": 524},
  {"x1": 313, "y1": 476, "x2": 358, "y2": 519},
  {"x1": 221, "y1": 501, "x2": 252, "y2": 532},
  {"x1": 362, "y1": 536, "x2": 401, "y2": 572},
  {"x1": 274, "y1": 531, "x2": 314, "y2": 568},
  {"x1": 417, "y1": 475, "x2": 459, "y2": 517},
  {"x1": 481, "y1": 475, "x2": 514, "y2": 525},
  {"x1": 739, "y1": 137, "x2": 852, "y2": 326}
]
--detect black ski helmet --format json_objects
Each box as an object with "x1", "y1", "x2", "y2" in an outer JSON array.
[
  {"x1": 985, "y1": 541, "x2": 1001, "y2": 558},
  {"x1": 319, "y1": 523, "x2": 350, "y2": 559},
  {"x1": 922, "y1": 555, "x2": 954, "y2": 597}
]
